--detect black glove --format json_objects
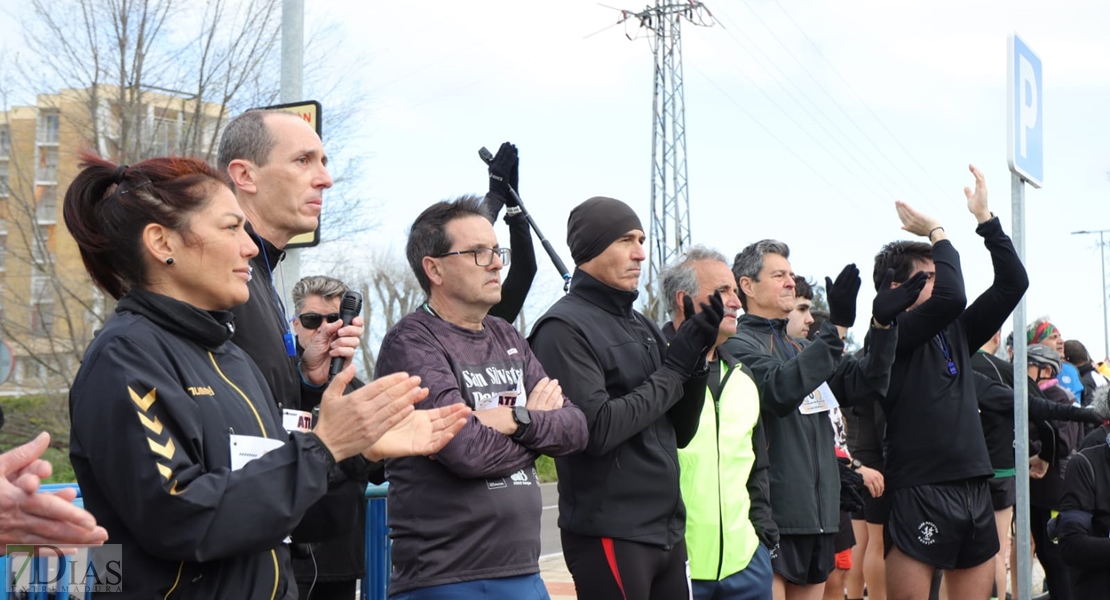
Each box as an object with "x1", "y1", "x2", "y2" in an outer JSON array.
[
  {"x1": 1067, "y1": 404, "x2": 1106, "y2": 425},
  {"x1": 871, "y1": 269, "x2": 928, "y2": 326},
  {"x1": 664, "y1": 292, "x2": 725, "y2": 377},
  {"x1": 488, "y1": 141, "x2": 519, "y2": 206},
  {"x1": 825, "y1": 264, "x2": 861, "y2": 328},
  {"x1": 837, "y1": 457, "x2": 865, "y2": 513}
]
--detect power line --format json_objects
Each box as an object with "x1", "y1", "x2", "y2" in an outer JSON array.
[
  {"x1": 703, "y1": 20, "x2": 910, "y2": 205},
  {"x1": 614, "y1": 0, "x2": 715, "y2": 324},
  {"x1": 764, "y1": 0, "x2": 954, "y2": 200},
  {"x1": 710, "y1": 11, "x2": 927, "y2": 205},
  {"x1": 694, "y1": 34, "x2": 886, "y2": 212},
  {"x1": 690, "y1": 64, "x2": 858, "y2": 204}
]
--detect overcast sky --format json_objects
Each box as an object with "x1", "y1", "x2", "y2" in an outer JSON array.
[
  {"x1": 3, "y1": 0, "x2": 1109, "y2": 356},
  {"x1": 337, "y1": 0, "x2": 1110, "y2": 357}
]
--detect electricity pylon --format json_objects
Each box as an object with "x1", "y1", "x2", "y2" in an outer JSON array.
[{"x1": 617, "y1": 1, "x2": 714, "y2": 323}]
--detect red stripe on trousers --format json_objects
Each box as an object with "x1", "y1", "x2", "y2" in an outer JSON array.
[{"x1": 601, "y1": 537, "x2": 627, "y2": 600}]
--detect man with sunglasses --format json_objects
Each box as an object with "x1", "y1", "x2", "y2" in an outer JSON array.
[
  {"x1": 377, "y1": 196, "x2": 588, "y2": 599},
  {"x1": 289, "y1": 275, "x2": 379, "y2": 600},
  {"x1": 869, "y1": 166, "x2": 1027, "y2": 600}
]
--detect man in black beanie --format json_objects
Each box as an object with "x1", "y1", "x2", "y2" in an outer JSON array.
[{"x1": 529, "y1": 196, "x2": 724, "y2": 600}]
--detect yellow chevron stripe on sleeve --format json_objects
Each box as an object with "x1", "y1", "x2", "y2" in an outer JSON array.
[
  {"x1": 137, "y1": 412, "x2": 164, "y2": 435},
  {"x1": 156, "y1": 463, "x2": 172, "y2": 481},
  {"x1": 129, "y1": 386, "x2": 157, "y2": 411},
  {"x1": 148, "y1": 436, "x2": 176, "y2": 460}
]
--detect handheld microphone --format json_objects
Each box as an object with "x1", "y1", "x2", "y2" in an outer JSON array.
[{"x1": 329, "y1": 291, "x2": 363, "y2": 379}]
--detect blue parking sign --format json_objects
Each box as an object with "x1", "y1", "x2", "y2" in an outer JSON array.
[{"x1": 1007, "y1": 34, "x2": 1043, "y2": 188}]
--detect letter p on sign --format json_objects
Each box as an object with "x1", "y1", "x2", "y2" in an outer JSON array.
[{"x1": 1007, "y1": 34, "x2": 1043, "y2": 188}]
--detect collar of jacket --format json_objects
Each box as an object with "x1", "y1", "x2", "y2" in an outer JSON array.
[
  {"x1": 246, "y1": 221, "x2": 285, "y2": 269},
  {"x1": 568, "y1": 268, "x2": 639, "y2": 318},
  {"x1": 737, "y1": 313, "x2": 789, "y2": 334},
  {"x1": 116, "y1": 288, "x2": 236, "y2": 349},
  {"x1": 662, "y1": 320, "x2": 741, "y2": 369}
]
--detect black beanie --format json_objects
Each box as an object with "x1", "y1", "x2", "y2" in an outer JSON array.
[{"x1": 567, "y1": 197, "x2": 643, "y2": 266}]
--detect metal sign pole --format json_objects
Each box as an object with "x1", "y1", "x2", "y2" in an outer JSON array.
[
  {"x1": 1007, "y1": 31, "x2": 1042, "y2": 600},
  {"x1": 1012, "y1": 172, "x2": 1031, "y2": 600}
]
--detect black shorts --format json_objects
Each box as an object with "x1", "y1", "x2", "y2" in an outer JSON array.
[
  {"x1": 771, "y1": 533, "x2": 836, "y2": 586},
  {"x1": 834, "y1": 510, "x2": 855, "y2": 553},
  {"x1": 861, "y1": 489, "x2": 891, "y2": 525},
  {"x1": 988, "y1": 475, "x2": 1016, "y2": 511},
  {"x1": 884, "y1": 479, "x2": 999, "y2": 570}
]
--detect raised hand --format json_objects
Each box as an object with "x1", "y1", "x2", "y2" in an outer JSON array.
[
  {"x1": 0, "y1": 433, "x2": 109, "y2": 552},
  {"x1": 894, "y1": 201, "x2": 941, "y2": 238},
  {"x1": 663, "y1": 292, "x2": 725, "y2": 377},
  {"x1": 825, "y1": 264, "x2": 861, "y2": 328},
  {"x1": 488, "y1": 142, "x2": 519, "y2": 204},
  {"x1": 301, "y1": 316, "x2": 365, "y2": 386},
  {"x1": 963, "y1": 164, "x2": 992, "y2": 223},
  {"x1": 363, "y1": 403, "x2": 471, "y2": 461},
  {"x1": 314, "y1": 368, "x2": 428, "y2": 462},
  {"x1": 872, "y1": 269, "x2": 928, "y2": 324}
]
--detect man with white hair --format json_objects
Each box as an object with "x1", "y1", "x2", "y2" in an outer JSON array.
[{"x1": 662, "y1": 246, "x2": 777, "y2": 600}]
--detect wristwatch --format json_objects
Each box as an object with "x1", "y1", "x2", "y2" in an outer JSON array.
[
  {"x1": 851, "y1": 459, "x2": 863, "y2": 471},
  {"x1": 511, "y1": 406, "x2": 532, "y2": 441}
]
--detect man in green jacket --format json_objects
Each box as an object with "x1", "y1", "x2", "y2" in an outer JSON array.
[{"x1": 662, "y1": 247, "x2": 777, "y2": 600}]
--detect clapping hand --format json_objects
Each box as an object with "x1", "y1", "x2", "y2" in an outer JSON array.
[
  {"x1": 825, "y1": 264, "x2": 861, "y2": 328},
  {"x1": 894, "y1": 201, "x2": 941, "y2": 238},
  {"x1": 872, "y1": 268, "x2": 928, "y2": 324},
  {"x1": 963, "y1": 164, "x2": 992, "y2": 223}
]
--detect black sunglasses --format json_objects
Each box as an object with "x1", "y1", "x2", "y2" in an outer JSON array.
[{"x1": 298, "y1": 312, "x2": 340, "y2": 329}]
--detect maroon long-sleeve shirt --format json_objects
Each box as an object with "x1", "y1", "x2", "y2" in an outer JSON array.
[{"x1": 376, "y1": 307, "x2": 587, "y2": 594}]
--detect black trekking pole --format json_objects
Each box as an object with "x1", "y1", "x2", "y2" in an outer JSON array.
[{"x1": 479, "y1": 146, "x2": 572, "y2": 292}]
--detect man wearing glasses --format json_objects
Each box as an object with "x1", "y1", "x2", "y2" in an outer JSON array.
[{"x1": 376, "y1": 195, "x2": 588, "y2": 599}]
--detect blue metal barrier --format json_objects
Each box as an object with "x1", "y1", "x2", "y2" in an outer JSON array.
[
  {"x1": 362, "y1": 483, "x2": 390, "y2": 600},
  {"x1": 2, "y1": 482, "x2": 394, "y2": 600}
]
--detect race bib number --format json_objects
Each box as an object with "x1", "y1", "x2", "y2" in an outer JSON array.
[
  {"x1": 229, "y1": 434, "x2": 284, "y2": 471},
  {"x1": 798, "y1": 381, "x2": 839, "y2": 415},
  {"x1": 230, "y1": 434, "x2": 290, "y2": 543},
  {"x1": 282, "y1": 409, "x2": 313, "y2": 433}
]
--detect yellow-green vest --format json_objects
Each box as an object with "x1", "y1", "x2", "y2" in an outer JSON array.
[{"x1": 678, "y1": 358, "x2": 762, "y2": 581}]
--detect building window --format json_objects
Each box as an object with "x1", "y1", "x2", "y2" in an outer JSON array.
[
  {"x1": 30, "y1": 226, "x2": 50, "y2": 265},
  {"x1": 31, "y1": 273, "x2": 48, "y2": 300},
  {"x1": 37, "y1": 113, "x2": 59, "y2": 145},
  {"x1": 36, "y1": 185, "x2": 56, "y2": 223},
  {"x1": 0, "y1": 126, "x2": 9, "y2": 156},
  {"x1": 36, "y1": 147, "x2": 58, "y2": 183},
  {"x1": 20, "y1": 357, "x2": 43, "y2": 383},
  {"x1": 149, "y1": 116, "x2": 179, "y2": 156},
  {"x1": 31, "y1": 301, "x2": 54, "y2": 337},
  {"x1": 0, "y1": 161, "x2": 7, "y2": 197},
  {"x1": 0, "y1": 233, "x2": 6, "y2": 271}
]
